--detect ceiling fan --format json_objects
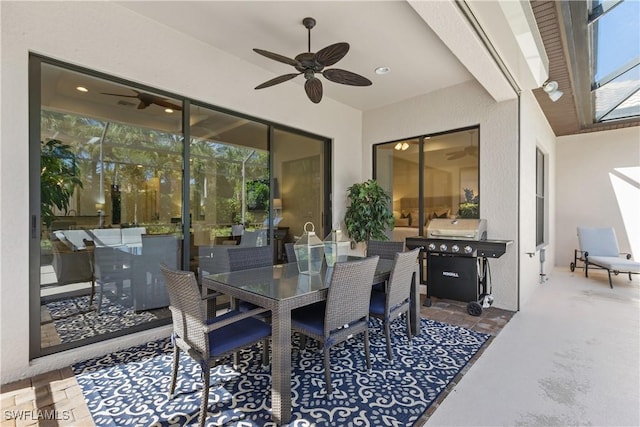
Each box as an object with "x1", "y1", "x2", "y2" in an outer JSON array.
[
  {"x1": 446, "y1": 133, "x2": 478, "y2": 160},
  {"x1": 253, "y1": 17, "x2": 372, "y2": 104},
  {"x1": 101, "y1": 89, "x2": 182, "y2": 111}
]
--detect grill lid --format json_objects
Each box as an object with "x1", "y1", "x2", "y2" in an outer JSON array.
[{"x1": 426, "y1": 218, "x2": 487, "y2": 241}]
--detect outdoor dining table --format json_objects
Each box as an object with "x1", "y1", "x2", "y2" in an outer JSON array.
[{"x1": 202, "y1": 256, "x2": 420, "y2": 425}]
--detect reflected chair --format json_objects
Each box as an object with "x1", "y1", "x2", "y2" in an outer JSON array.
[
  {"x1": 92, "y1": 246, "x2": 133, "y2": 313},
  {"x1": 572, "y1": 227, "x2": 640, "y2": 288},
  {"x1": 285, "y1": 243, "x2": 297, "y2": 264},
  {"x1": 227, "y1": 246, "x2": 273, "y2": 317},
  {"x1": 369, "y1": 248, "x2": 420, "y2": 361},
  {"x1": 160, "y1": 264, "x2": 271, "y2": 427},
  {"x1": 367, "y1": 240, "x2": 405, "y2": 291},
  {"x1": 133, "y1": 234, "x2": 180, "y2": 311},
  {"x1": 291, "y1": 256, "x2": 379, "y2": 394}
]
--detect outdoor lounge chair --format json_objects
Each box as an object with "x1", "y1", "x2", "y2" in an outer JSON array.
[
  {"x1": 571, "y1": 227, "x2": 640, "y2": 288},
  {"x1": 160, "y1": 264, "x2": 271, "y2": 427}
]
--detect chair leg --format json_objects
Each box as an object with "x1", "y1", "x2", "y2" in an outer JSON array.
[
  {"x1": 89, "y1": 278, "x2": 95, "y2": 306},
  {"x1": 199, "y1": 364, "x2": 210, "y2": 427},
  {"x1": 261, "y1": 338, "x2": 269, "y2": 368},
  {"x1": 585, "y1": 261, "x2": 589, "y2": 278},
  {"x1": 607, "y1": 270, "x2": 613, "y2": 289},
  {"x1": 364, "y1": 329, "x2": 372, "y2": 372},
  {"x1": 405, "y1": 312, "x2": 413, "y2": 343},
  {"x1": 384, "y1": 320, "x2": 393, "y2": 361},
  {"x1": 169, "y1": 345, "x2": 179, "y2": 398},
  {"x1": 323, "y1": 345, "x2": 332, "y2": 395}
]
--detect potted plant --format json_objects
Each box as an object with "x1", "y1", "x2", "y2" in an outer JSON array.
[
  {"x1": 40, "y1": 139, "x2": 83, "y2": 229},
  {"x1": 344, "y1": 179, "x2": 394, "y2": 249}
]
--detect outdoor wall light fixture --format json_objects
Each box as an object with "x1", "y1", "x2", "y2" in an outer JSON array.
[{"x1": 542, "y1": 80, "x2": 563, "y2": 102}]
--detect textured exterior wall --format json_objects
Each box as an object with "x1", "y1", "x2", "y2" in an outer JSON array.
[
  {"x1": 556, "y1": 127, "x2": 640, "y2": 267},
  {"x1": 363, "y1": 81, "x2": 519, "y2": 311}
]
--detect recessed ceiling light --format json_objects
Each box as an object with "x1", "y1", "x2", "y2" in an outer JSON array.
[
  {"x1": 164, "y1": 108, "x2": 174, "y2": 113},
  {"x1": 76, "y1": 86, "x2": 88, "y2": 92},
  {"x1": 375, "y1": 66, "x2": 391, "y2": 75}
]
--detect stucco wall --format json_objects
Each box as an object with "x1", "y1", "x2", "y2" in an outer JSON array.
[
  {"x1": 362, "y1": 81, "x2": 520, "y2": 312},
  {"x1": 519, "y1": 90, "x2": 557, "y2": 306},
  {"x1": 0, "y1": 1, "x2": 363, "y2": 383},
  {"x1": 555, "y1": 127, "x2": 640, "y2": 267}
]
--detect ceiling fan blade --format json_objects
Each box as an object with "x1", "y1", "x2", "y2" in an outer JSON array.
[
  {"x1": 255, "y1": 73, "x2": 301, "y2": 90},
  {"x1": 152, "y1": 98, "x2": 183, "y2": 111},
  {"x1": 446, "y1": 152, "x2": 465, "y2": 160},
  {"x1": 305, "y1": 77, "x2": 323, "y2": 104},
  {"x1": 323, "y1": 69, "x2": 372, "y2": 86},
  {"x1": 137, "y1": 101, "x2": 148, "y2": 110},
  {"x1": 101, "y1": 92, "x2": 138, "y2": 98},
  {"x1": 315, "y1": 42, "x2": 349, "y2": 67},
  {"x1": 253, "y1": 48, "x2": 299, "y2": 67}
]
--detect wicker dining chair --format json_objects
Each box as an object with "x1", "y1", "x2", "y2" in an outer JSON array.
[
  {"x1": 291, "y1": 255, "x2": 380, "y2": 395},
  {"x1": 369, "y1": 248, "x2": 420, "y2": 361},
  {"x1": 367, "y1": 240, "x2": 405, "y2": 291},
  {"x1": 228, "y1": 245, "x2": 273, "y2": 271},
  {"x1": 160, "y1": 264, "x2": 271, "y2": 427},
  {"x1": 367, "y1": 240, "x2": 405, "y2": 259}
]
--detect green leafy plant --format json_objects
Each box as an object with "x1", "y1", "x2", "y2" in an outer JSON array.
[
  {"x1": 344, "y1": 179, "x2": 394, "y2": 244},
  {"x1": 40, "y1": 139, "x2": 82, "y2": 228},
  {"x1": 459, "y1": 188, "x2": 479, "y2": 218}
]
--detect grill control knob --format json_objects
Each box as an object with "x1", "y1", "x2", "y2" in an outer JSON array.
[
  {"x1": 428, "y1": 243, "x2": 436, "y2": 251},
  {"x1": 451, "y1": 245, "x2": 460, "y2": 253},
  {"x1": 439, "y1": 243, "x2": 448, "y2": 252},
  {"x1": 464, "y1": 245, "x2": 473, "y2": 254}
]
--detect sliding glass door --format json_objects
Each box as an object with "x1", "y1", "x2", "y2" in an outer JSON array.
[{"x1": 30, "y1": 55, "x2": 331, "y2": 358}]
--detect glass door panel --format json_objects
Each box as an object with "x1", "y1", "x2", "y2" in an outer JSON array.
[
  {"x1": 189, "y1": 104, "x2": 269, "y2": 278},
  {"x1": 38, "y1": 61, "x2": 182, "y2": 353},
  {"x1": 272, "y1": 128, "x2": 329, "y2": 261}
]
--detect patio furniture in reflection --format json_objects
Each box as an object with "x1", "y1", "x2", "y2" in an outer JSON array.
[
  {"x1": 160, "y1": 264, "x2": 271, "y2": 427},
  {"x1": 133, "y1": 234, "x2": 179, "y2": 311},
  {"x1": 93, "y1": 245, "x2": 133, "y2": 313},
  {"x1": 49, "y1": 233, "x2": 95, "y2": 298},
  {"x1": 291, "y1": 256, "x2": 379, "y2": 394},
  {"x1": 369, "y1": 248, "x2": 420, "y2": 360},
  {"x1": 284, "y1": 242, "x2": 296, "y2": 264}
]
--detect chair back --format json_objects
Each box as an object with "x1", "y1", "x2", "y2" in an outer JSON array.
[
  {"x1": 325, "y1": 256, "x2": 379, "y2": 333},
  {"x1": 386, "y1": 248, "x2": 420, "y2": 310},
  {"x1": 228, "y1": 245, "x2": 273, "y2": 271},
  {"x1": 367, "y1": 240, "x2": 405, "y2": 259},
  {"x1": 160, "y1": 264, "x2": 208, "y2": 356},
  {"x1": 577, "y1": 227, "x2": 620, "y2": 257},
  {"x1": 285, "y1": 243, "x2": 297, "y2": 263},
  {"x1": 93, "y1": 246, "x2": 132, "y2": 282},
  {"x1": 239, "y1": 229, "x2": 267, "y2": 247}
]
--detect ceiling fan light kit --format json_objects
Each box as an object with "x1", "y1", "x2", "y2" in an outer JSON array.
[{"x1": 254, "y1": 17, "x2": 372, "y2": 104}]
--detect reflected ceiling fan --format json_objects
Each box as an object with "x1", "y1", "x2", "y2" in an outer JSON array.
[
  {"x1": 101, "y1": 89, "x2": 182, "y2": 111},
  {"x1": 446, "y1": 133, "x2": 478, "y2": 160},
  {"x1": 253, "y1": 17, "x2": 372, "y2": 104}
]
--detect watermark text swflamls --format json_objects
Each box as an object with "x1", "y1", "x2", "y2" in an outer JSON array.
[{"x1": 4, "y1": 409, "x2": 72, "y2": 421}]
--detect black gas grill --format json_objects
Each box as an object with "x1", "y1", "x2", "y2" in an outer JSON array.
[{"x1": 405, "y1": 219, "x2": 512, "y2": 315}]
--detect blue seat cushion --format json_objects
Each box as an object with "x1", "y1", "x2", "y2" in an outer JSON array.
[
  {"x1": 291, "y1": 301, "x2": 326, "y2": 336},
  {"x1": 207, "y1": 310, "x2": 271, "y2": 358},
  {"x1": 238, "y1": 300, "x2": 259, "y2": 311},
  {"x1": 369, "y1": 291, "x2": 386, "y2": 316}
]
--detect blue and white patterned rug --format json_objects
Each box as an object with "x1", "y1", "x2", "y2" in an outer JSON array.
[
  {"x1": 45, "y1": 295, "x2": 158, "y2": 344},
  {"x1": 73, "y1": 318, "x2": 489, "y2": 426}
]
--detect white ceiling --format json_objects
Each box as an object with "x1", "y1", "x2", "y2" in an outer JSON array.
[{"x1": 117, "y1": 1, "x2": 474, "y2": 111}]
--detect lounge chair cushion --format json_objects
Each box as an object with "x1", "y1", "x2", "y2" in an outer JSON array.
[
  {"x1": 587, "y1": 256, "x2": 640, "y2": 273},
  {"x1": 577, "y1": 227, "x2": 620, "y2": 257}
]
